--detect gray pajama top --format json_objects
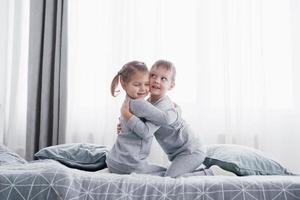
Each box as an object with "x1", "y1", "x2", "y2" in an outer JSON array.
[
  {"x1": 129, "y1": 95, "x2": 206, "y2": 161},
  {"x1": 106, "y1": 99, "x2": 160, "y2": 173}
]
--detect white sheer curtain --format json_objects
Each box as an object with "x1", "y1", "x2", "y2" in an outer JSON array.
[
  {"x1": 67, "y1": 0, "x2": 300, "y2": 173},
  {"x1": 0, "y1": 0, "x2": 29, "y2": 157}
]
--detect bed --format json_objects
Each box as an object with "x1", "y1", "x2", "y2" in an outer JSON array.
[{"x1": 1, "y1": 159, "x2": 300, "y2": 200}]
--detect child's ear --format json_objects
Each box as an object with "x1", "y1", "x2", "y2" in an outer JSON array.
[{"x1": 169, "y1": 81, "x2": 175, "y2": 90}]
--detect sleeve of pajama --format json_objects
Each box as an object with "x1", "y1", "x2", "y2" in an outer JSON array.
[
  {"x1": 126, "y1": 115, "x2": 160, "y2": 139},
  {"x1": 129, "y1": 99, "x2": 178, "y2": 126}
]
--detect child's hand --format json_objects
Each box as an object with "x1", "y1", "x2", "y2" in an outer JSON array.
[
  {"x1": 173, "y1": 102, "x2": 182, "y2": 116},
  {"x1": 117, "y1": 123, "x2": 122, "y2": 134},
  {"x1": 173, "y1": 102, "x2": 178, "y2": 107},
  {"x1": 121, "y1": 99, "x2": 133, "y2": 120}
]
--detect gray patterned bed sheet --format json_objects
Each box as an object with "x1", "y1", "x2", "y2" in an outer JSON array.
[{"x1": 1, "y1": 160, "x2": 300, "y2": 200}]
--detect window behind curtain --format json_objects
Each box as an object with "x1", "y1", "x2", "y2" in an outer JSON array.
[
  {"x1": 0, "y1": 0, "x2": 29, "y2": 157},
  {"x1": 67, "y1": 0, "x2": 300, "y2": 172}
]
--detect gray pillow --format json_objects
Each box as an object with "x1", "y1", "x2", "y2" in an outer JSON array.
[
  {"x1": 203, "y1": 144, "x2": 293, "y2": 176},
  {"x1": 0, "y1": 145, "x2": 27, "y2": 165},
  {"x1": 35, "y1": 143, "x2": 109, "y2": 171}
]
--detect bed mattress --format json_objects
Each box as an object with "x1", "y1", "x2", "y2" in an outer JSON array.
[{"x1": 1, "y1": 160, "x2": 300, "y2": 200}]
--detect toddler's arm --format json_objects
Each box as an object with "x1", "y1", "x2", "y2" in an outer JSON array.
[
  {"x1": 121, "y1": 98, "x2": 159, "y2": 139},
  {"x1": 129, "y1": 99, "x2": 179, "y2": 126},
  {"x1": 126, "y1": 115, "x2": 160, "y2": 139}
]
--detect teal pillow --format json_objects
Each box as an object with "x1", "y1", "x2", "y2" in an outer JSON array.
[
  {"x1": 204, "y1": 144, "x2": 293, "y2": 176},
  {"x1": 35, "y1": 143, "x2": 109, "y2": 171}
]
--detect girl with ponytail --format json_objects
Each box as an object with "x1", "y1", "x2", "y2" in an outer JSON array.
[{"x1": 106, "y1": 61, "x2": 166, "y2": 175}]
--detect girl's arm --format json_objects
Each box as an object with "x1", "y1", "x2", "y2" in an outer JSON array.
[
  {"x1": 121, "y1": 98, "x2": 159, "y2": 139},
  {"x1": 126, "y1": 115, "x2": 160, "y2": 139},
  {"x1": 129, "y1": 99, "x2": 179, "y2": 126}
]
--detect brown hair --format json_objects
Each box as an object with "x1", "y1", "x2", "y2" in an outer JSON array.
[
  {"x1": 111, "y1": 61, "x2": 148, "y2": 97},
  {"x1": 151, "y1": 59, "x2": 176, "y2": 81}
]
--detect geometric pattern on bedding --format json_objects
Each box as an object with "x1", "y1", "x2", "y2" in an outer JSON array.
[{"x1": 1, "y1": 160, "x2": 300, "y2": 200}]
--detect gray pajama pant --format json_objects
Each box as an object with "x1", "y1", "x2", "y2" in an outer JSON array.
[
  {"x1": 108, "y1": 152, "x2": 210, "y2": 178},
  {"x1": 107, "y1": 162, "x2": 166, "y2": 176},
  {"x1": 165, "y1": 151, "x2": 208, "y2": 178}
]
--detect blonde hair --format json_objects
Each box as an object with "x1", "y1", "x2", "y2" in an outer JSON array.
[
  {"x1": 111, "y1": 61, "x2": 148, "y2": 97},
  {"x1": 151, "y1": 59, "x2": 176, "y2": 81}
]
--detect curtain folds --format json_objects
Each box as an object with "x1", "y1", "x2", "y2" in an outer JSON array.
[{"x1": 26, "y1": 0, "x2": 67, "y2": 160}]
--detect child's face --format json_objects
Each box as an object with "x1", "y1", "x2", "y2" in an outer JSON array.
[
  {"x1": 149, "y1": 66, "x2": 174, "y2": 99},
  {"x1": 123, "y1": 72, "x2": 150, "y2": 99}
]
